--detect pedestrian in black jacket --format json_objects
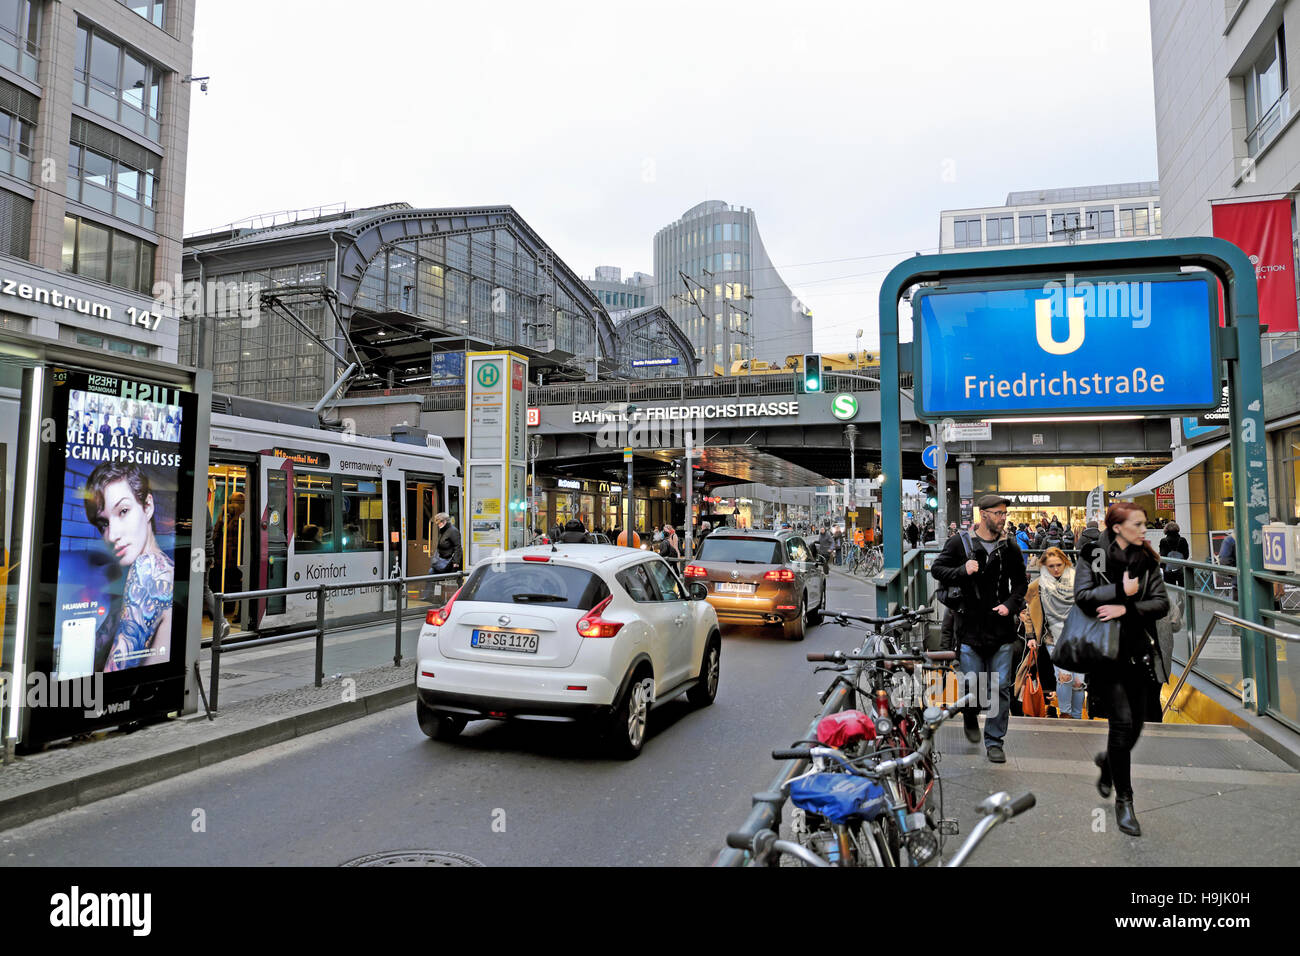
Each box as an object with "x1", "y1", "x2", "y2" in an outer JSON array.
[
  {"x1": 930, "y1": 493, "x2": 1028, "y2": 763},
  {"x1": 1158, "y1": 522, "x2": 1190, "y2": 587},
  {"x1": 1074, "y1": 502, "x2": 1170, "y2": 837}
]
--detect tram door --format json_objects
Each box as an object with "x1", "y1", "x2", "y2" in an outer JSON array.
[
  {"x1": 209, "y1": 463, "x2": 250, "y2": 634},
  {"x1": 405, "y1": 475, "x2": 445, "y2": 598}
]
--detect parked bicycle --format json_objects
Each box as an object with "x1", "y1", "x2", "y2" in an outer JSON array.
[{"x1": 725, "y1": 789, "x2": 1035, "y2": 867}]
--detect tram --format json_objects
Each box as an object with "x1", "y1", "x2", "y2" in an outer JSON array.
[{"x1": 208, "y1": 395, "x2": 462, "y2": 636}]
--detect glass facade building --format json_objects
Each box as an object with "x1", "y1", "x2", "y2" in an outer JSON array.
[
  {"x1": 654, "y1": 200, "x2": 813, "y2": 374},
  {"x1": 180, "y1": 203, "x2": 681, "y2": 405}
]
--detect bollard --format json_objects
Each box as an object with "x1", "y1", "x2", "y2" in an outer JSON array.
[
  {"x1": 211, "y1": 599, "x2": 224, "y2": 713},
  {"x1": 315, "y1": 588, "x2": 326, "y2": 688},
  {"x1": 394, "y1": 578, "x2": 404, "y2": 668}
]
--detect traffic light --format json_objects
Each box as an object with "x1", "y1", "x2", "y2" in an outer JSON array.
[
  {"x1": 922, "y1": 475, "x2": 938, "y2": 512},
  {"x1": 802, "y1": 353, "x2": 822, "y2": 393},
  {"x1": 670, "y1": 459, "x2": 682, "y2": 500}
]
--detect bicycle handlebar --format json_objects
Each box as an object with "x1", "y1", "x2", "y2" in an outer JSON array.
[
  {"x1": 806, "y1": 649, "x2": 954, "y2": 664},
  {"x1": 831, "y1": 607, "x2": 933, "y2": 627}
]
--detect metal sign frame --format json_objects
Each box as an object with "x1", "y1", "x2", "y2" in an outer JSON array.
[{"x1": 878, "y1": 238, "x2": 1275, "y2": 715}]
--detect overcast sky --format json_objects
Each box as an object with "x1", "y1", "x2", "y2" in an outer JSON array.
[{"x1": 185, "y1": 0, "x2": 1158, "y2": 354}]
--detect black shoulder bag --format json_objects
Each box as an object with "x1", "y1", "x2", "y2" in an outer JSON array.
[{"x1": 1051, "y1": 566, "x2": 1122, "y2": 671}]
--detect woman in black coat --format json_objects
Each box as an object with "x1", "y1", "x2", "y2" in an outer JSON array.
[{"x1": 1073, "y1": 501, "x2": 1170, "y2": 838}]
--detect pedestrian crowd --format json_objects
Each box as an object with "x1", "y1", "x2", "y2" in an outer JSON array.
[{"x1": 931, "y1": 494, "x2": 1178, "y2": 838}]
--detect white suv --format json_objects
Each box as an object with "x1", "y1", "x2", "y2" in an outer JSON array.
[{"x1": 415, "y1": 544, "x2": 722, "y2": 758}]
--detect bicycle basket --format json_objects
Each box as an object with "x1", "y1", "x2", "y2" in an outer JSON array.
[
  {"x1": 816, "y1": 710, "x2": 878, "y2": 748},
  {"x1": 789, "y1": 773, "x2": 888, "y2": 824}
]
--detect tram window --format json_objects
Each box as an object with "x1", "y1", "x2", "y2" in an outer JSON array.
[
  {"x1": 341, "y1": 479, "x2": 383, "y2": 552},
  {"x1": 295, "y1": 474, "x2": 335, "y2": 552}
]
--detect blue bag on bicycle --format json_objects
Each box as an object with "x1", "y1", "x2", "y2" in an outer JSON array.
[{"x1": 789, "y1": 773, "x2": 887, "y2": 824}]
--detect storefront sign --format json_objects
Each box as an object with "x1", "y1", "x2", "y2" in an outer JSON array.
[
  {"x1": 985, "y1": 491, "x2": 1090, "y2": 507},
  {"x1": 1155, "y1": 483, "x2": 1175, "y2": 511},
  {"x1": 1182, "y1": 384, "x2": 1229, "y2": 439},
  {"x1": 572, "y1": 401, "x2": 799, "y2": 424},
  {"x1": 914, "y1": 274, "x2": 1219, "y2": 419},
  {"x1": 556, "y1": 478, "x2": 581, "y2": 490},
  {"x1": 526, "y1": 407, "x2": 540, "y2": 427}
]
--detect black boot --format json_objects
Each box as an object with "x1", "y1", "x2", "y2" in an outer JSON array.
[
  {"x1": 1094, "y1": 752, "x2": 1112, "y2": 798},
  {"x1": 1115, "y1": 793, "x2": 1141, "y2": 836}
]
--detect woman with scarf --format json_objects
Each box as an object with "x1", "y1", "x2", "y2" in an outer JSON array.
[
  {"x1": 1074, "y1": 501, "x2": 1171, "y2": 838},
  {"x1": 1024, "y1": 547, "x2": 1082, "y2": 717}
]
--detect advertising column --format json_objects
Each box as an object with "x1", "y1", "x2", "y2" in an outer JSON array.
[{"x1": 464, "y1": 352, "x2": 528, "y2": 565}]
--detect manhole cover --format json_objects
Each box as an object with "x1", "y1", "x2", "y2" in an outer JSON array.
[{"x1": 340, "y1": 850, "x2": 485, "y2": 867}]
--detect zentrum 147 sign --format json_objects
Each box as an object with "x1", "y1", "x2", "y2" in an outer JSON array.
[{"x1": 913, "y1": 273, "x2": 1220, "y2": 420}]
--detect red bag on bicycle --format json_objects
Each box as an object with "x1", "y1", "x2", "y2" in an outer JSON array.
[
  {"x1": 1019, "y1": 647, "x2": 1047, "y2": 718},
  {"x1": 816, "y1": 710, "x2": 877, "y2": 747}
]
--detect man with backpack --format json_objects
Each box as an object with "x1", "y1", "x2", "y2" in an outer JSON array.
[{"x1": 930, "y1": 494, "x2": 1028, "y2": 764}]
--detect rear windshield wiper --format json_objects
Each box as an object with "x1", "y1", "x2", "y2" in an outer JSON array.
[
  {"x1": 732, "y1": 559, "x2": 766, "y2": 564},
  {"x1": 512, "y1": 593, "x2": 567, "y2": 603}
]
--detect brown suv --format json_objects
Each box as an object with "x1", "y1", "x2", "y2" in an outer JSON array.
[{"x1": 684, "y1": 529, "x2": 829, "y2": 640}]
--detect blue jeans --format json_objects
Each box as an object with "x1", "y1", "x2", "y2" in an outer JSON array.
[
  {"x1": 959, "y1": 642, "x2": 1015, "y2": 749},
  {"x1": 1055, "y1": 665, "x2": 1085, "y2": 718}
]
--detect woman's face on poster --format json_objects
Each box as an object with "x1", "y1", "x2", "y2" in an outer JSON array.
[{"x1": 100, "y1": 479, "x2": 154, "y2": 567}]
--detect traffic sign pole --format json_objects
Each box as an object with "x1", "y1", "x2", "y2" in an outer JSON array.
[{"x1": 935, "y1": 426, "x2": 947, "y2": 536}]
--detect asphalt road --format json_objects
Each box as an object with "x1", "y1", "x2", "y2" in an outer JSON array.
[{"x1": 1, "y1": 572, "x2": 879, "y2": 867}]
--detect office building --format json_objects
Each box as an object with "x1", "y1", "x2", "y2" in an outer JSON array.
[
  {"x1": 0, "y1": 0, "x2": 195, "y2": 362},
  {"x1": 654, "y1": 200, "x2": 813, "y2": 373},
  {"x1": 585, "y1": 265, "x2": 654, "y2": 311}
]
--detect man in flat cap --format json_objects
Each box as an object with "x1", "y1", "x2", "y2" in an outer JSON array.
[{"x1": 930, "y1": 493, "x2": 1027, "y2": 763}]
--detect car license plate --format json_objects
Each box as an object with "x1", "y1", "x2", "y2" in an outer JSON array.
[
  {"x1": 471, "y1": 629, "x2": 539, "y2": 653},
  {"x1": 715, "y1": 582, "x2": 756, "y2": 594}
]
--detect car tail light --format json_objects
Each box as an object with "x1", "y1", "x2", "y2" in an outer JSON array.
[
  {"x1": 576, "y1": 595, "x2": 624, "y2": 638},
  {"x1": 684, "y1": 564, "x2": 707, "y2": 578},
  {"x1": 426, "y1": 588, "x2": 461, "y2": 627},
  {"x1": 763, "y1": 569, "x2": 796, "y2": 582},
  {"x1": 522, "y1": 554, "x2": 550, "y2": 562}
]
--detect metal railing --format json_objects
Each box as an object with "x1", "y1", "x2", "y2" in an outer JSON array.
[
  {"x1": 208, "y1": 571, "x2": 465, "y2": 715},
  {"x1": 1165, "y1": 609, "x2": 1300, "y2": 717}
]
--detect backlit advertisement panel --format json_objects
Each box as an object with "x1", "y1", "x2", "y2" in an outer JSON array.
[{"x1": 25, "y1": 367, "x2": 197, "y2": 741}]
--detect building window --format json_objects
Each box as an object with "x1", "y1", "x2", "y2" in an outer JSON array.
[
  {"x1": 1086, "y1": 207, "x2": 1115, "y2": 238},
  {"x1": 1118, "y1": 205, "x2": 1150, "y2": 237},
  {"x1": 0, "y1": 106, "x2": 32, "y2": 182},
  {"x1": 62, "y1": 214, "x2": 155, "y2": 293},
  {"x1": 121, "y1": 1, "x2": 165, "y2": 29},
  {"x1": 953, "y1": 217, "x2": 982, "y2": 247},
  {"x1": 0, "y1": 186, "x2": 29, "y2": 259},
  {"x1": 75, "y1": 331, "x2": 150, "y2": 358},
  {"x1": 67, "y1": 134, "x2": 160, "y2": 229},
  {"x1": 74, "y1": 23, "x2": 164, "y2": 141},
  {"x1": 0, "y1": 1, "x2": 38, "y2": 82},
  {"x1": 1050, "y1": 210, "x2": 1082, "y2": 240},
  {"x1": 1245, "y1": 25, "x2": 1289, "y2": 157},
  {"x1": 1018, "y1": 213, "x2": 1047, "y2": 244},
  {"x1": 985, "y1": 216, "x2": 1013, "y2": 245}
]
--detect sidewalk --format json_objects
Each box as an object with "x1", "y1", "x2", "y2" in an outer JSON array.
[{"x1": 0, "y1": 617, "x2": 420, "y2": 832}]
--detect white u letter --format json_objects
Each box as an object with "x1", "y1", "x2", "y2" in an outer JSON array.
[{"x1": 1034, "y1": 297, "x2": 1086, "y2": 355}]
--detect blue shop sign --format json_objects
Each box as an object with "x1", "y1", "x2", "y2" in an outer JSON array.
[{"x1": 913, "y1": 274, "x2": 1219, "y2": 420}]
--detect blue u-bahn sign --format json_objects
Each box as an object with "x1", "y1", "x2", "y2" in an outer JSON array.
[{"x1": 914, "y1": 273, "x2": 1220, "y2": 419}]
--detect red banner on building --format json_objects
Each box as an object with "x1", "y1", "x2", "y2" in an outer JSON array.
[{"x1": 1211, "y1": 197, "x2": 1299, "y2": 333}]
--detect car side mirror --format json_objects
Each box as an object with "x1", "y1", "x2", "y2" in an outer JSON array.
[{"x1": 689, "y1": 581, "x2": 708, "y2": 601}]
